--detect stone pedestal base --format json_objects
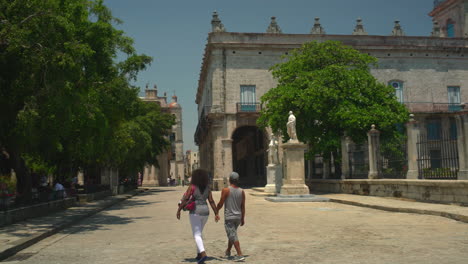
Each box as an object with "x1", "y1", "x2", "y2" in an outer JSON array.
[
  {"x1": 280, "y1": 184, "x2": 310, "y2": 195},
  {"x1": 458, "y1": 170, "x2": 468, "y2": 180},
  {"x1": 265, "y1": 194, "x2": 330, "y2": 203},
  {"x1": 406, "y1": 170, "x2": 419, "y2": 179},
  {"x1": 142, "y1": 182, "x2": 158, "y2": 187},
  {"x1": 280, "y1": 142, "x2": 310, "y2": 196},
  {"x1": 368, "y1": 172, "x2": 381, "y2": 179},
  {"x1": 264, "y1": 164, "x2": 282, "y2": 194}
]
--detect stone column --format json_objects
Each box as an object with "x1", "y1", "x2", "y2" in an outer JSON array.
[
  {"x1": 77, "y1": 171, "x2": 84, "y2": 186},
  {"x1": 406, "y1": 115, "x2": 420, "y2": 179},
  {"x1": 367, "y1": 125, "x2": 381, "y2": 179},
  {"x1": 221, "y1": 139, "x2": 233, "y2": 186},
  {"x1": 212, "y1": 124, "x2": 225, "y2": 190},
  {"x1": 456, "y1": 113, "x2": 468, "y2": 180},
  {"x1": 110, "y1": 168, "x2": 119, "y2": 195},
  {"x1": 341, "y1": 136, "x2": 351, "y2": 179},
  {"x1": 142, "y1": 164, "x2": 157, "y2": 186},
  {"x1": 151, "y1": 165, "x2": 159, "y2": 185},
  {"x1": 280, "y1": 142, "x2": 310, "y2": 195},
  {"x1": 160, "y1": 152, "x2": 170, "y2": 186},
  {"x1": 100, "y1": 168, "x2": 110, "y2": 185},
  {"x1": 322, "y1": 159, "x2": 330, "y2": 179}
]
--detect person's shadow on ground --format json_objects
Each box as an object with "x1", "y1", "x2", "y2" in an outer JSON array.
[{"x1": 182, "y1": 255, "x2": 248, "y2": 262}]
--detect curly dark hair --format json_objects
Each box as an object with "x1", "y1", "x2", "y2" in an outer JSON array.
[{"x1": 191, "y1": 169, "x2": 209, "y2": 192}]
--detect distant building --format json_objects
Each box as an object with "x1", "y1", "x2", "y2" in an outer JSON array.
[
  {"x1": 141, "y1": 84, "x2": 184, "y2": 186},
  {"x1": 185, "y1": 150, "x2": 199, "y2": 179},
  {"x1": 430, "y1": 0, "x2": 468, "y2": 38},
  {"x1": 195, "y1": 4, "x2": 468, "y2": 190}
]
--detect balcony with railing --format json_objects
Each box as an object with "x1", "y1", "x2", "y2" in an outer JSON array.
[
  {"x1": 236, "y1": 102, "x2": 261, "y2": 113},
  {"x1": 405, "y1": 102, "x2": 464, "y2": 113}
]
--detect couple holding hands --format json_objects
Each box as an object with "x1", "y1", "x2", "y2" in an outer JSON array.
[{"x1": 177, "y1": 170, "x2": 246, "y2": 263}]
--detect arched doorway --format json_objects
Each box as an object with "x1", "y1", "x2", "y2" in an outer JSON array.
[{"x1": 231, "y1": 126, "x2": 267, "y2": 187}]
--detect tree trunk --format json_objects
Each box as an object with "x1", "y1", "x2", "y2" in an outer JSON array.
[
  {"x1": 11, "y1": 151, "x2": 32, "y2": 204},
  {"x1": 333, "y1": 149, "x2": 342, "y2": 178}
]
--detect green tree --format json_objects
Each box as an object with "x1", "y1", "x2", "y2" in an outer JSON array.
[
  {"x1": 258, "y1": 41, "x2": 408, "y2": 164},
  {"x1": 0, "y1": 0, "x2": 172, "y2": 201}
]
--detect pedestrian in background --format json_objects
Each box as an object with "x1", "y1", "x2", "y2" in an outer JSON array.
[
  {"x1": 177, "y1": 169, "x2": 219, "y2": 264},
  {"x1": 216, "y1": 172, "x2": 246, "y2": 262}
]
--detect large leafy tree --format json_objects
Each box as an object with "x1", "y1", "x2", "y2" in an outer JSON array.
[
  {"x1": 258, "y1": 41, "x2": 409, "y2": 162},
  {"x1": 0, "y1": 0, "x2": 173, "y2": 202}
]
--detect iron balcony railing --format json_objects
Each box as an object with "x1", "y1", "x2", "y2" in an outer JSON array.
[
  {"x1": 236, "y1": 102, "x2": 261, "y2": 113},
  {"x1": 404, "y1": 102, "x2": 464, "y2": 113}
]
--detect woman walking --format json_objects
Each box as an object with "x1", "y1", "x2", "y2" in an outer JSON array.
[{"x1": 177, "y1": 169, "x2": 219, "y2": 264}]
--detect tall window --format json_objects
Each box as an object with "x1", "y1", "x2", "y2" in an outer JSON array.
[
  {"x1": 426, "y1": 118, "x2": 442, "y2": 140},
  {"x1": 240, "y1": 85, "x2": 256, "y2": 111},
  {"x1": 389, "y1": 81, "x2": 404, "y2": 103},
  {"x1": 448, "y1": 86, "x2": 461, "y2": 111},
  {"x1": 446, "y1": 20, "x2": 455, "y2": 38},
  {"x1": 449, "y1": 117, "x2": 457, "y2": 140}
]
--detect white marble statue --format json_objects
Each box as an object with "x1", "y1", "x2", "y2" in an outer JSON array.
[
  {"x1": 267, "y1": 133, "x2": 279, "y2": 165},
  {"x1": 287, "y1": 111, "x2": 297, "y2": 142}
]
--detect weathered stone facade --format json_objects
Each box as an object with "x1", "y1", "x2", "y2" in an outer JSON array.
[
  {"x1": 141, "y1": 85, "x2": 184, "y2": 186},
  {"x1": 195, "y1": 6, "x2": 468, "y2": 190}
]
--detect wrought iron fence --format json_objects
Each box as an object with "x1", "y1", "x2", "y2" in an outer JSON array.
[
  {"x1": 417, "y1": 131, "x2": 459, "y2": 180},
  {"x1": 405, "y1": 102, "x2": 463, "y2": 113},
  {"x1": 236, "y1": 102, "x2": 261, "y2": 113},
  {"x1": 306, "y1": 155, "x2": 324, "y2": 179},
  {"x1": 348, "y1": 144, "x2": 369, "y2": 179},
  {"x1": 380, "y1": 140, "x2": 408, "y2": 179}
]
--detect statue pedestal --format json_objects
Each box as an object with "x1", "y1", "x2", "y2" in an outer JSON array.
[
  {"x1": 280, "y1": 142, "x2": 310, "y2": 195},
  {"x1": 264, "y1": 164, "x2": 282, "y2": 194}
]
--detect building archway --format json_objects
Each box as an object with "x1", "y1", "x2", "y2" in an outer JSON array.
[{"x1": 231, "y1": 126, "x2": 267, "y2": 187}]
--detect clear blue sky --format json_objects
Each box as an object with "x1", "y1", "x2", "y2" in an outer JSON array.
[{"x1": 105, "y1": 0, "x2": 435, "y2": 152}]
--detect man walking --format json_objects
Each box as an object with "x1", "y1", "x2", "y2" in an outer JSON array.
[{"x1": 216, "y1": 172, "x2": 245, "y2": 261}]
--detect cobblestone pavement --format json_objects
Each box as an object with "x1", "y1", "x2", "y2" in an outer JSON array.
[{"x1": 3, "y1": 187, "x2": 468, "y2": 264}]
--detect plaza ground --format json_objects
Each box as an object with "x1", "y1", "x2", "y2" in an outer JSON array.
[{"x1": 2, "y1": 186, "x2": 468, "y2": 264}]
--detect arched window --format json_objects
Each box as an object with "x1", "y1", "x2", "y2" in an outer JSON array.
[
  {"x1": 446, "y1": 19, "x2": 455, "y2": 37},
  {"x1": 389, "y1": 80, "x2": 404, "y2": 103}
]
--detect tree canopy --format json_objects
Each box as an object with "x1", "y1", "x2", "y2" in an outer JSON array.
[
  {"x1": 0, "y1": 0, "x2": 173, "y2": 199},
  {"x1": 258, "y1": 41, "x2": 409, "y2": 156}
]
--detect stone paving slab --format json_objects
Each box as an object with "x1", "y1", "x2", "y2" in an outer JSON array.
[
  {"x1": 321, "y1": 193, "x2": 468, "y2": 223},
  {"x1": 2, "y1": 187, "x2": 468, "y2": 263},
  {"x1": 5, "y1": 186, "x2": 468, "y2": 264},
  {"x1": 265, "y1": 194, "x2": 330, "y2": 202},
  {"x1": 0, "y1": 189, "x2": 143, "y2": 261}
]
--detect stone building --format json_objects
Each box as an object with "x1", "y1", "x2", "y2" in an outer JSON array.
[
  {"x1": 195, "y1": 3, "x2": 468, "y2": 190},
  {"x1": 141, "y1": 84, "x2": 184, "y2": 186},
  {"x1": 431, "y1": 0, "x2": 468, "y2": 38},
  {"x1": 185, "y1": 150, "x2": 199, "y2": 179}
]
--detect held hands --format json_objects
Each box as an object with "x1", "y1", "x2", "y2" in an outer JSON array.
[{"x1": 215, "y1": 214, "x2": 220, "y2": 222}]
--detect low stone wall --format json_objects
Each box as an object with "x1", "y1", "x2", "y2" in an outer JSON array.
[
  {"x1": 307, "y1": 179, "x2": 468, "y2": 204},
  {"x1": 0, "y1": 198, "x2": 76, "y2": 227},
  {"x1": 77, "y1": 190, "x2": 112, "y2": 204}
]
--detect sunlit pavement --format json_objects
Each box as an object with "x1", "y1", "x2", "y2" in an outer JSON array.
[{"x1": 4, "y1": 186, "x2": 468, "y2": 264}]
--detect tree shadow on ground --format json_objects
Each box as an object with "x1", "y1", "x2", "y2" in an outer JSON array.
[
  {"x1": 60, "y1": 212, "x2": 151, "y2": 235},
  {"x1": 136, "y1": 188, "x2": 176, "y2": 197},
  {"x1": 105, "y1": 199, "x2": 161, "y2": 211}
]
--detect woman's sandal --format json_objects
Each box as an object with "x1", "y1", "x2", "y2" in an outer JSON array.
[{"x1": 197, "y1": 256, "x2": 208, "y2": 264}]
